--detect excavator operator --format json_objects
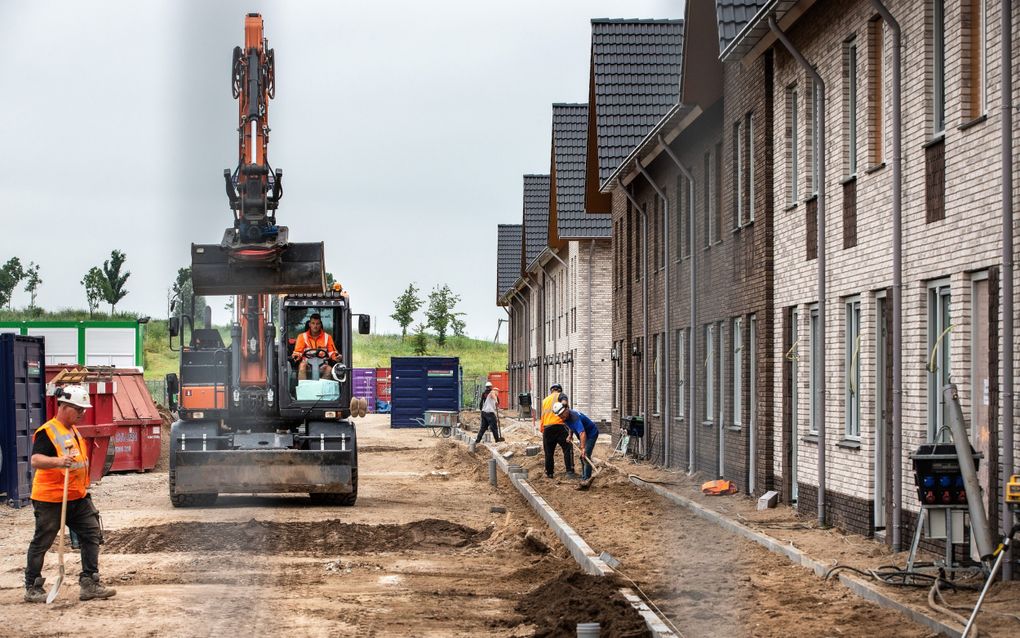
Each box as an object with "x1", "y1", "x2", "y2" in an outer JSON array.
[{"x1": 291, "y1": 313, "x2": 341, "y2": 380}]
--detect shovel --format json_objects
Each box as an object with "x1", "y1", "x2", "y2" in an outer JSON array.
[{"x1": 46, "y1": 458, "x2": 71, "y2": 604}]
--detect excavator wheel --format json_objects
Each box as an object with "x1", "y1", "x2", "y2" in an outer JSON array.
[
  {"x1": 169, "y1": 469, "x2": 219, "y2": 508},
  {"x1": 309, "y1": 469, "x2": 357, "y2": 506}
]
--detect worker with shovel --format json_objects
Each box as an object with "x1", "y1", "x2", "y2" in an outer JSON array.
[
  {"x1": 24, "y1": 385, "x2": 116, "y2": 603},
  {"x1": 553, "y1": 402, "x2": 600, "y2": 486}
]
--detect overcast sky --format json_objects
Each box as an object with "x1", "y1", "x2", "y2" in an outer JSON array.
[{"x1": 0, "y1": 0, "x2": 678, "y2": 340}]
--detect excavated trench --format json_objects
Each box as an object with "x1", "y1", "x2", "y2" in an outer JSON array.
[{"x1": 104, "y1": 518, "x2": 491, "y2": 554}]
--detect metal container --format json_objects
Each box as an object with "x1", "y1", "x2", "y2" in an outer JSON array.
[
  {"x1": 389, "y1": 357, "x2": 460, "y2": 427},
  {"x1": 351, "y1": 368, "x2": 377, "y2": 414},
  {"x1": 0, "y1": 335, "x2": 46, "y2": 508},
  {"x1": 487, "y1": 371, "x2": 509, "y2": 409},
  {"x1": 108, "y1": 369, "x2": 162, "y2": 472},
  {"x1": 375, "y1": 367, "x2": 391, "y2": 413}
]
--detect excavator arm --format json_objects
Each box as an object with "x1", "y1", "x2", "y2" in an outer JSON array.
[{"x1": 191, "y1": 13, "x2": 325, "y2": 297}]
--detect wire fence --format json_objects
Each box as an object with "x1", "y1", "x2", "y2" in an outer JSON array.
[{"x1": 144, "y1": 379, "x2": 167, "y2": 407}]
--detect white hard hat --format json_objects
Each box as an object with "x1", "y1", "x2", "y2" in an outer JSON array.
[
  {"x1": 56, "y1": 385, "x2": 92, "y2": 410},
  {"x1": 485, "y1": 381, "x2": 493, "y2": 387},
  {"x1": 552, "y1": 401, "x2": 567, "y2": 416}
]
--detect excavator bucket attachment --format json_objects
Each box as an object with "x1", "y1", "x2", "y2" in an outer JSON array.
[{"x1": 191, "y1": 241, "x2": 326, "y2": 296}]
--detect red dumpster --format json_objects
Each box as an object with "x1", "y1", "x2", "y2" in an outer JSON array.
[
  {"x1": 376, "y1": 367, "x2": 391, "y2": 401},
  {"x1": 45, "y1": 368, "x2": 117, "y2": 483},
  {"x1": 109, "y1": 370, "x2": 161, "y2": 472},
  {"x1": 487, "y1": 371, "x2": 509, "y2": 409}
]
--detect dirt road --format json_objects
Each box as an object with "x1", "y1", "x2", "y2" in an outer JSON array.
[{"x1": 0, "y1": 414, "x2": 948, "y2": 637}]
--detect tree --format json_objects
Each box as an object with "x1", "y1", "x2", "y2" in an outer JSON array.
[
  {"x1": 100, "y1": 250, "x2": 130, "y2": 314},
  {"x1": 0, "y1": 257, "x2": 25, "y2": 309},
  {"x1": 390, "y1": 283, "x2": 423, "y2": 340},
  {"x1": 82, "y1": 267, "x2": 105, "y2": 318},
  {"x1": 326, "y1": 272, "x2": 336, "y2": 287},
  {"x1": 411, "y1": 323, "x2": 429, "y2": 356},
  {"x1": 23, "y1": 262, "x2": 41, "y2": 309},
  {"x1": 171, "y1": 267, "x2": 205, "y2": 322},
  {"x1": 450, "y1": 312, "x2": 466, "y2": 338},
  {"x1": 425, "y1": 284, "x2": 461, "y2": 347}
]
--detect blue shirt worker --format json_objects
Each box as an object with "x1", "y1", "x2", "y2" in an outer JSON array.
[{"x1": 553, "y1": 402, "x2": 599, "y2": 481}]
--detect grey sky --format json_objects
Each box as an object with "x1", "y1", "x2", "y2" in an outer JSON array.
[{"x1": 0, "y1": 0, "x2": 678, "y2": 339}]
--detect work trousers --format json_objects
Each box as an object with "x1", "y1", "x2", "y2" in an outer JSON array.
[
  {"x1": 542, "y1": 423, "x2": 574, "y2": 477},
  {"x1": 25, "y1": 494, "x2": 103, "y2": 587},
  {"x1": 475, "y1": 412, "x2": 501, "y2": 443},
  {"x1": 579, "y1": 432, "x2": 599, "y2": 480}
]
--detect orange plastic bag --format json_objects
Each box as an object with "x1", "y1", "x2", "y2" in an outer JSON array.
[{"x1": 701, "y1": 479, "x2": 738, "y2": 495}]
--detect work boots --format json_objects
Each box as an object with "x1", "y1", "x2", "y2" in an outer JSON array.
[
  {"x1": 24, "y1": 577, "x2": 46, "y2": 603},
  {"x1": 79, "y1": 574, "x2": 116, "y2": 601}
]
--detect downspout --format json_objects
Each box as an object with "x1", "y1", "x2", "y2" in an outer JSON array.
[
  {"x1": 770, "y1": 15, "x2": 828, "y2": 527},
  {"x1": 660, "y1": 138, "x2": 698, "y2": 474},
  {"x1": 588, "y1": 240, "x2": 595, "y2": 415},
  {"x1": 621, "y1": 183, "x2": 650, "y2": 459},
  {"x1": 637, "y1": 162, "x2": 672, "y2": 467},
  {"x1": 869, "y1": 0, "x2": 904, "y2": 551},
  {"x1": 999, "y1": 0, "x2": 1014, "y2": 580}
]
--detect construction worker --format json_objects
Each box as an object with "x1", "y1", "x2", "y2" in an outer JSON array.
[
  {"x1": 540, "y1": 383, "x2": 575, "y2": 479},
  {"x1": 476, "y1": 386, "x2": 504, "y2": 443},
  {"x1": 292, "y1": 313, "x2": 341, "y2": 379},
  {"x1": 554, "y1": 402, "x2": 600, "y2": 482},
  {"x1": 24, "y1": 385, "x2": 116, "y2": 603}
]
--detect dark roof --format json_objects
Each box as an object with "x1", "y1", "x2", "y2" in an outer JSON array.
[
  {"x1": 522, "y1": 174, "x2": 550, "y2": 270},
  {"x1": 552, "y1": 104, "x2": 611, "y2": 238},
  {"x1": 590, "y1": 18, "x2": 684, "y2": 190},
  {"x1": 496, "y1": 224, "x2": 522, "y2": 302},
  {"x1": 715, "y1": 1, "x2": 768, "y2": 54}
]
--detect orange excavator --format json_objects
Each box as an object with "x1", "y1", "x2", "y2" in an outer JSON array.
[{"x1": 165, "y1": 13, "x2": 368, "y2": 507}]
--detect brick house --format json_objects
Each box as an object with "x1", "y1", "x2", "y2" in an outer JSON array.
[{"x1": 723, "y1": 0, "x2": 1020, "y2": 544}]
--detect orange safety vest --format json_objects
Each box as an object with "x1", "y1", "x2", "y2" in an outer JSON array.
[
  {"x1": 293, "y1": 330, "x2": 338, "y2": 359},
  {"x1": 31, "y1": 418, "x2": 89, "y2": 503},
  {"x1": 540, "y1": 392, "x2": 564, "y2": 432}
]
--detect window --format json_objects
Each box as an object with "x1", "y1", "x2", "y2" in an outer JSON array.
[
  {"x1": 845, "y1": 37, "x2": 859, "y2": 177},
  {"x1": 714, "y1": 142, "x2": 723, "y2": 242},
  {"x1": 787, "y1": 85, "x2": 799, "y2": 206},
  {"x1": 928, "y1": 282, "x2": 951, "y2": 441},
  {"x1": 676, "y1": 328, "x2": 686, "y2": 418},
  {"x1": 845, "y1": 298, "x2": 862, "y2": 439},
  {"x1": 733, "y1": 317, "x2": 743, "y2": 427},
  {"x1": 791, "y1": 308, "x2": 800, "y2": 435},
  {"x1": 964, "y1": 0, "x2": 987, "y2": 118},
  {"x1": 868, "y1": 17, "x2": 884, "y2": 166},
  {"x1": 657, "y1": 194, "x2": 665, "y2": 270},
  {"x1": 809, "y1": 305, "x2": 820, "y2": 434},
  {"x1": 718, "y1": 321, "x2": 727, "y2": 427},
  {"x1": 806, "y1": 80, "x2": 817, "y2": 197},
  {"x1": 932, "y1": 0, "x2": 946, "y2": 134},
  {"x1": 703, "y1": 150, "x2": 713, "y2": 246},
  {"x1": 676, "y1": 174, "x2": 693, "y2": 258},
  {"x1": 746, "y1": 113, "x2": 755, "y2": 223},
  {"x1": 733, "y1": 120, "x2": 744, "y2": 227},
  {"x1": 705, "y1": 324, "x2": 715, "y2": 421},
  {"x1": 653, "y1": 333, "x2": 662, "y2": 415}
]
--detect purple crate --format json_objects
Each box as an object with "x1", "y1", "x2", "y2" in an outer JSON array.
[{"x1": 352, "y1": 368, "x2": 377, "y2": 413}]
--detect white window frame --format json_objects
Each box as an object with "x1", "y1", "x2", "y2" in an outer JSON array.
[
  {"x1": 677, "y1": 328, "x2": 686, "y2": 419},
  {"x1": 845, "y1": 297, "x2": 862, "y2": 439},
  {"x1": 846, "y1": 37, "x2": 859, "y2": 177},
  {"x1": 734, "y1": 120, "x2": 744, "y2": 227},
  {"x1": 718, "y1": 321, "x2": 727, "y2": 427},
  {"x1": 809, "y1": 304, "x2": 820, "y2": 434},
  {"x1": 733, "y1": 317, "x2": 743, "y2": 427},
  {"x1": 653, "y1": 333, "x2": 662, "y2": 415},
  {"x1": 932, "y1": 0, "x2": 946, "y2": 134},
  {"x1": 747, "y1": 112, "x2": 756, "y2": 223},
  {"x1": 927, "y1": 280, "x2": 951, "y2": 441},
  {"x1": 705, "y1": 324, "x2": 715, "y2": 422}
]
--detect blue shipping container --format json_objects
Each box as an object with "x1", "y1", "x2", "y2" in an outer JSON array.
[
  {"x1": 0, "y1": 335, "x2": 47, "y2": 508},
  {"x1": 389, "y1": 357, "x2": 460, "y2": 427}
]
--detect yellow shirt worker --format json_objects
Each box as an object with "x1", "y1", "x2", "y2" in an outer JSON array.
[{"x1": 539, "y1": 383, "x2": 575, "y2": 479}]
